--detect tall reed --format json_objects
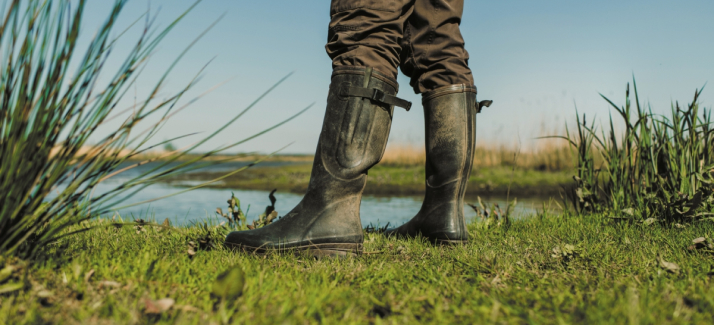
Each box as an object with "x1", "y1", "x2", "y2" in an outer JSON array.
[
  {"x1": 557, "y1": 80, "x2": 714, "y2": 221},
  {"x1": 0, "y1": 0, "x2": 306, "y2": 258}
]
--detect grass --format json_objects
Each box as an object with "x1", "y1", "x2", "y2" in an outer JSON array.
[{"x1": 2, "y1": 213, "x2": 714, "y2": 324}]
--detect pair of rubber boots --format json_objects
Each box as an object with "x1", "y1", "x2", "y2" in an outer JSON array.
[{"x1": 225, "y1": 66, "x2": 488, "y2": 257}]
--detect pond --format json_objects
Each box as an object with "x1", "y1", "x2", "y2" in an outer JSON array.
[{"x1": 89, "y1": 161, "x2": 558, "y2": 227}]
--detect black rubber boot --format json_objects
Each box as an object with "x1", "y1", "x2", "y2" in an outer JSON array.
[
  {"x1": 225, "y1": 66, "x2": 411, "y2": 257},
  {"x1": 385, "y1": 85, "x2": 479, "y2": 244}
]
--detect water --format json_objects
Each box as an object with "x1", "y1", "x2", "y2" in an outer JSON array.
[{"x1": 88, "y1": 162, "x2": 555, "y2": 227}]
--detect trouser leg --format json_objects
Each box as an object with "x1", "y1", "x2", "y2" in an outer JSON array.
[
  {"x1": 325, "y1": 0, "x2": 413, "y2": 79},
  {"x1": 326, "y1": 0, "x2": 473, "y2": 93},
  {"x1": 400, "y1": 0, "x2": 474, "y2": 94}
]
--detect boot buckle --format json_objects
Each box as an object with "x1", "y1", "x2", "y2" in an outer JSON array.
[
  {"x1": 371, "y1": 89, "x2": 386, "y2": 102},
  {"x1": 340, "y1": 84, "x2": 412, "y2": 111}
]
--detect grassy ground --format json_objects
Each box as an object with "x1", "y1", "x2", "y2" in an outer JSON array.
[
  {"x1": 2, "y1": 214, "x2": 713, "y2": 324},
  {"x1": 166, "y1": 164, "x2": 573, "y2": 197}
]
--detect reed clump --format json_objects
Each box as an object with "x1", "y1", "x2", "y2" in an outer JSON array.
[
  {"x1": 0, "y1": 0, "x2": 304, "y2": 260},
  {"x1": 558, "y1": 80, "x2": 714, "y2": 222}
]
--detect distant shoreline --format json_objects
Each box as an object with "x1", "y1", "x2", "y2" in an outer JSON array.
[{"x1": 161, "y1": 163, "x2": 574, "y2": 198}]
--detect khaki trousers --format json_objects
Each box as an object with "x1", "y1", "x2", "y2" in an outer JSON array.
[{"x1": 326, "y1": 0, "x2": 474, "y2": 94}]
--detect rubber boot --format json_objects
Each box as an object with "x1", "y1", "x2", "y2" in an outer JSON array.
[
  {"x1": 225, "y1": 66, "x2": 411, "y2": 257},
  {"x1": 384, "y1": 85, "x2": 479, "y2": 244}
]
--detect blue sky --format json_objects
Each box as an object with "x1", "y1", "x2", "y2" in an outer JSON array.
[{"x1": 81, "y1": 0, "x2": 714, "y2": 154}]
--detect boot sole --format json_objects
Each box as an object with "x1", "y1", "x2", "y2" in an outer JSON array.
[{"x1": 225, "y1": 242, "x2": 362, "y2": 258}]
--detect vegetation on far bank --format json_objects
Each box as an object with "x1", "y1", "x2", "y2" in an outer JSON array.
[
  {"x1": 2, "y1": 213, "x2": 714, "y2": 324},
  {"x1": 164, "y1": 163, "x2": 573, "y2": 197},
  {"x1": 154, "y1": 138, "x2": 578, "y2": 198}
]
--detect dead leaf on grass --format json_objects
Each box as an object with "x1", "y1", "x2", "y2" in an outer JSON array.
[
  {"x1": 144, "y1": 298, "x2": 175, "y2": 314},
  {"x1": 688, "y1": 237, "x2": 713, "y2": 250},
  {"x1": 37, "y1": 290, "x2": 53, "y2": 298},
  {"x1": 98, "y1": 280, "x2": 121, "y2": 289},
  {"x1": 187, "y1": 241, "x2": 197, "y2": 258},
  {"x1": 84, "y1": 269, "x2": 95, "y2": 282},
  {"x1": 37, "y1": 290, "x2": 55, "y2": 306},
  {"x1": 175, "y1": 304, "x2": 200, "y2": 312},
  {"x1": 658, "y1": 257, "x2": 680, "y2": 274}
]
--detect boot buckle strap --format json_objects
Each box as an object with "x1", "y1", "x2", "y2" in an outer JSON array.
[{"x1": 340, "y1": 84, "x2": 412, "y2": 111}]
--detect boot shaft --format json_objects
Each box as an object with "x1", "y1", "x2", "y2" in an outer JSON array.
[
  {"x1": 315, "y1": 66, "x2": 404, "y2": 181},
  {"x1": 384, "y1": 84, "x2": 478, "y2": 243},
  {"x1": 422, "y1": 84, "x2": 477, "y2": 190}
]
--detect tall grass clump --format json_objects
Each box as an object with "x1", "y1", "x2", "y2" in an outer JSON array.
[
  {"x1": 0, "y1": 0, "x2": 306, "y2": 259},
  {"x1": 559, "y1": 79, "x2": 714, "y2": 222}
]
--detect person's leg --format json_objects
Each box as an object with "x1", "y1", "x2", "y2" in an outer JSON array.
[
  {"x1": 387, "y1": 0, "x2": 485, "y2": 243},
  {"x1": 326, "y1": 1, "x2": 414, "y2": 79},
  {"x1": 225, "y1": 1, "x2": 412, "y2": 256},
  {"x1": 399, "y1": 0, "x2": 473, "y2": 94}
]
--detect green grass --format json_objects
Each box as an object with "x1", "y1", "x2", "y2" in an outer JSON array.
[
  {"x1": 166, "y1": 164, "x2": 573, "y2": 197},
  {"x1": 2, "y1": 214, "x2": 714, "y2": 324}
]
